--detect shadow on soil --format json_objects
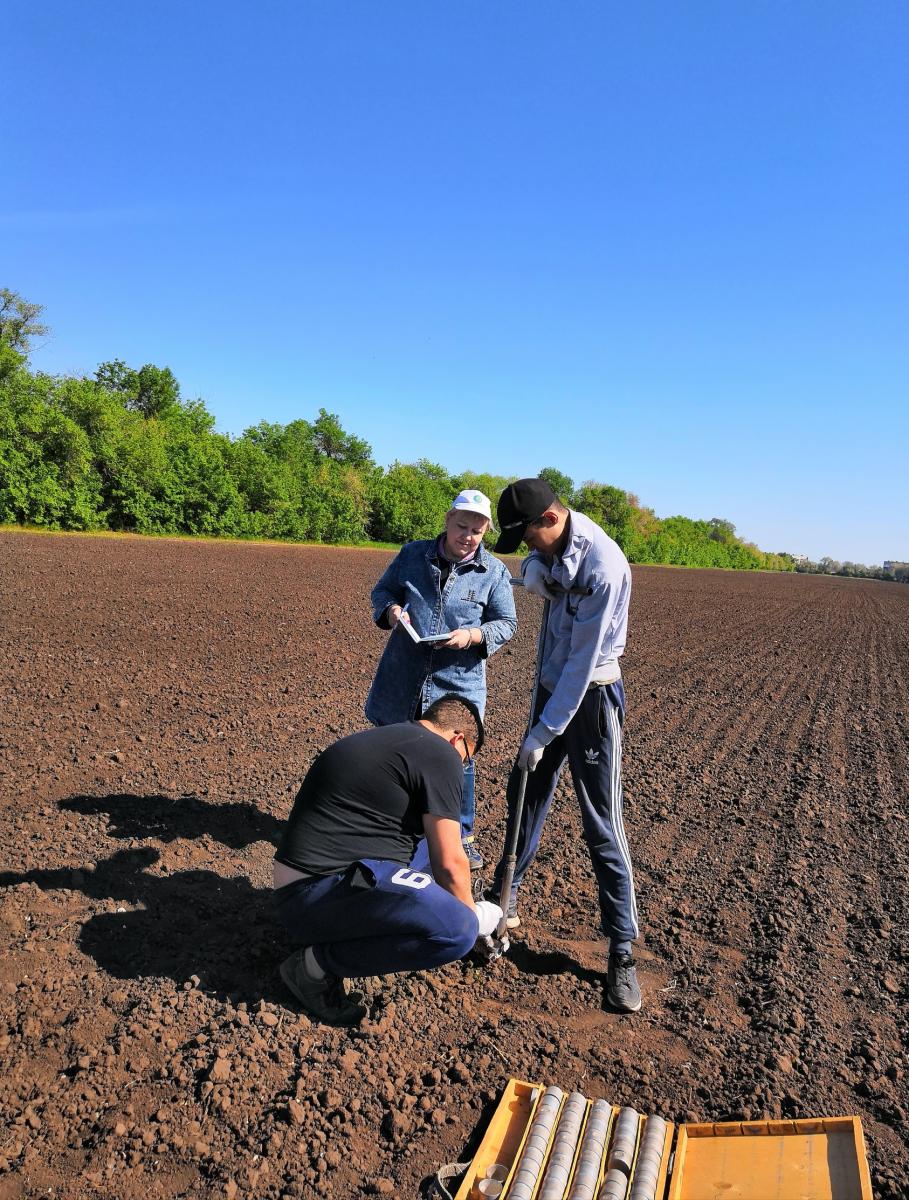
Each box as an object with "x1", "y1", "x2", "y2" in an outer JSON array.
[
  {"x1": 503, "y1": 942, "x2": 622, "y2": 1013},
  {"x1": 0, "y1": 793, "x2": 290, "y2": 1005},
  {"x1": 505, "y1": 941, "x2": 603, "y2": 987},
  {"x1": 60, "y1": 791, "x2": 283, "y2": 848}
]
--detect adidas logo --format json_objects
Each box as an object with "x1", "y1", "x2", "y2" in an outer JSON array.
[{"x1": 584, "y1": 749, "x2": 599, "y2": 764}]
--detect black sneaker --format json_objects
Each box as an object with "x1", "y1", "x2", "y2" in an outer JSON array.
[
  {"x1": 606, "y1": 953, "x2": 642, "y2": 1012},
  {"x1": 463, "y1": 837, "x2": 484, "y2": 871},
  {"x1": 279, "y1": 950, "x2": 366, "y2": 1027}
]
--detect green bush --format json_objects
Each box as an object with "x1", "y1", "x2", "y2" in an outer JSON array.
[
  {"x1": 0, "y1": 368, "x2": 103, "y2": 529},
  {"x1": 370, "y1": 460, "x2": 454, "y2": 543}
]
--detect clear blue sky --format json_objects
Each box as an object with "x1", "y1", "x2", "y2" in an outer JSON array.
[{"x1": 3, "y1": 2, "x2": 906, "y2": 564}]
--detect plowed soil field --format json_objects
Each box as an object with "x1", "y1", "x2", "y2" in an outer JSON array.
[{"x1": 1, "y1": 531, "x2": 907, "y2": 1200}]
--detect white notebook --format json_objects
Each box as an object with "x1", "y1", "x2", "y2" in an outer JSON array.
[{"x1": 398, "y1": 616, "x2": 452, "y2": 645}]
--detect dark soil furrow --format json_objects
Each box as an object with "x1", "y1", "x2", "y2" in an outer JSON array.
[{"x1": 1, "y1": 535, "x2": 907, "y2": 1199}]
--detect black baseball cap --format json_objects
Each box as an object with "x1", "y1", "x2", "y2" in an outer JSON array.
[{"x1": 494, "y1": 478, "x2": 558, "y2": 553}]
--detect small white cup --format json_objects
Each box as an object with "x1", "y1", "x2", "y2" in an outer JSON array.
[{"x1": 475, "y1": 1179, "x2": 502, "y2": 1199}]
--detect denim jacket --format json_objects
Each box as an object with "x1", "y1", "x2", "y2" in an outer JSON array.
[{"x1": 365, "y1": 538, "x2": 517, "y2": 725}]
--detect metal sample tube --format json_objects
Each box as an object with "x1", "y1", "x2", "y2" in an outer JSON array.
[
  {"x1": 567, "y1": 1099, "x2": 612, "y2": 1200},
  {"x1": 527, "y1": 1131, "x2": 552, "y2": 1149},
  {"x1": 607, "y1": 1108, "x2": 640, "y2": 1176},
  {"x1": 627, "y1": 1116, "x2": 668, "y2": 1200},
  {"x1": 537, "y1": 1092, "x2": 588, "y2": 1200},
  {"x1": 507, "y1": 1086, "x2": 564, "y2": 1198},
  {"x1": 599, "y1": 1165, "x2": 631, "y2": 1199}
]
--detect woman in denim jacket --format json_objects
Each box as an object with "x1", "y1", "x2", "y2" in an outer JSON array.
[{"x1": 365, "y1": 490, "x2": 517, "y2": 868}]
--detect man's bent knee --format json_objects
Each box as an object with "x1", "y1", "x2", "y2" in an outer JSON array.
[{"x1": 423, "y1": 903, "x2": 478, "y2": 968}]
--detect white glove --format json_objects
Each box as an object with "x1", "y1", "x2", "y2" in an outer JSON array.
[
  {"x1": 518, "y1": 721, "x2": 555, "y2": 772},
  {"x1": 522, "y1": 557, "x2": 557, "y2": 599},
  {"x1": 474, "y1": 899, "x2": 504, "y2": 938},
  {"x1": 475, "y1": 932, "x2": 509, "y2": 960}
]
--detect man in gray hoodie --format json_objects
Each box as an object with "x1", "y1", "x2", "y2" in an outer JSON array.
[{"x1": 489, "y1": 478, "x2": 641, "y2": 1012}]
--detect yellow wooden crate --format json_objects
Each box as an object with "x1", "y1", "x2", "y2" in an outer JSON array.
[
  {"x1": 453, "y1": 1079, "x2": 673, "y2": 1199},
  {"x1": 668, "y1": 1117, "x2": 873, "y2": 1200},
  {"x1": 451, "y1": 1083, "x2": 871, "y2": 1200}
]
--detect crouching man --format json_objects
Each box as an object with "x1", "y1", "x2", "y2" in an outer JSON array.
[{"x1": 273, "y1": 695, "x2": 502, "y2": 1025}]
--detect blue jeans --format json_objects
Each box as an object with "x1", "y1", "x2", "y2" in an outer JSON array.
[
  {"x1": 492, "y1": 682, "x2": 638, "y2": 944},
  {"x1": 461, "y1": 759, "x2": 476, "y2": 840},
  {"x1": 273, "y1": 857, "x2": 478, "y2": 978}
]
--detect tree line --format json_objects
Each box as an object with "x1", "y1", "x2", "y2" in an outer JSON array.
[{"x1": 0, "y1": 289, "x2": 893, "y2": 578}]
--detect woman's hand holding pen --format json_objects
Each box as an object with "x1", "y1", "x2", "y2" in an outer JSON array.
[{"x1": 387, "y1": 603, "x2": 410, "y2": 630}]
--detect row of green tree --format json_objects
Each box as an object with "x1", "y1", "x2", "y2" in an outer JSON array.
[
  {"x1": 0, "y1": 288, "x2": 875, "y2": 575},
  {"x1": 794, "y1": 556, "x2": 901, "y2": 583}
]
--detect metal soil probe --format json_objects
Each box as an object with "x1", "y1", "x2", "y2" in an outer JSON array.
[
  {"x1": 491, "y1": 579, "x2": 592, "y2": 950},
  {"x1": 492, "y1": 586, "x2": 550, "y2": 946}
]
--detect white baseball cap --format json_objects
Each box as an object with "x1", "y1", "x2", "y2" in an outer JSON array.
[{"x1": 450, "y1": 488, "x2": 495, "y2": 527}]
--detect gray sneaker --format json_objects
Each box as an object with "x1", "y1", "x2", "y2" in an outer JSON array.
[
  {"x1": 279, "y1": 950, "x2": 366, "y2": 1027},
  {"x1": 606, "y1": 954, "x2": 642, "y2": 1012}
]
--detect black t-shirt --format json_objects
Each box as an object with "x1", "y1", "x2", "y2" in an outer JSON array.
[{"x1": 274, "y1": 722, "x2": 463, "y2": 876}]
